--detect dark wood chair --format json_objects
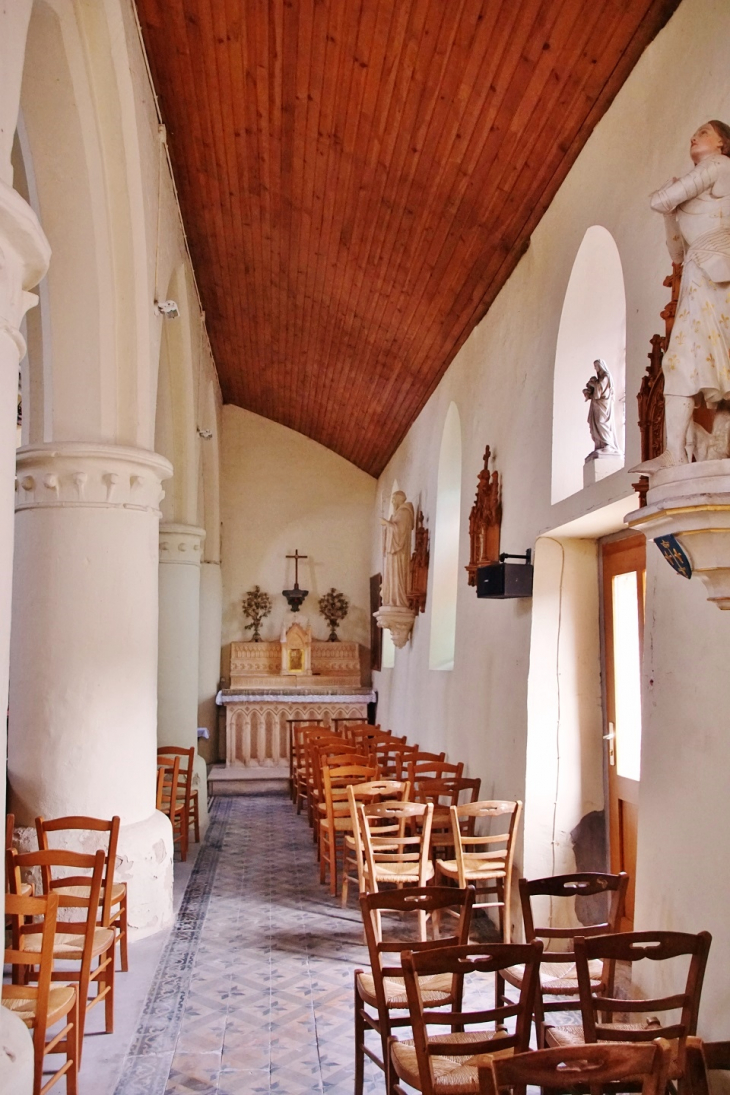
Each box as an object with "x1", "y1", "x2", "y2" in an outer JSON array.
[
  {"x1": 355, "y1": 886, "x2": 475, "y2": 1095},
  {"x1": 497, "y1": 871, "x2": 629, "y2": 1045},
  {"x1": 156, "y1": 755, "x2": 187, "y2": 857},
  {"x1": 35, "y1": 814, "x2": 128, "y2": 973},
  {"x1": 2, "y1": 892, "x2": 79, "y2": 1095},
  {"x1": 481, "y1": 1039, "x2": 672, "y2": 1095},
  {"x1": 157, "y1": 745, "x2": 200, "y2": 859},
  {"x1": 545, "y1": 929, "x2": 712, "y2": 1091},
  {"x1": 390, "y1": 939, "x2": 543, "y2": 1095},
  {"x1": 684, "y1": 1036, "x2": 730, "y2": 1095}
]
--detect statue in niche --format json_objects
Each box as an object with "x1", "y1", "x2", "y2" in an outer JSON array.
[
  {"x1": 636, "y1": 119, "x2": 730, "y2": 472},
  {"x1": 583, "y1": 359, "x2": 621, "y2": 459},
  {"x1": 380, "y1": 490, "x2": 415, "y2": 608}
]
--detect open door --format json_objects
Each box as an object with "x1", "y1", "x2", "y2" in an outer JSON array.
[{"x1": 601, "y1": 533, "x2": 646, "y2": 930}]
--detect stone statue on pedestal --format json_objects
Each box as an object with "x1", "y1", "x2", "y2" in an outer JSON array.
[
  {"x1": 584, "y1": 359, "x2": 621, "y2": 459},
  {"x1": 635, "y1": 119, "x2": 730, "y2": 473},
  {"x1": 380, "y1": 491, "x2": 415, "y2": 608}
]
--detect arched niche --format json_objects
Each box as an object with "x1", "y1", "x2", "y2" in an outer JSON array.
[
  {"x1": 429, "y1": 403, "x2": 462, "y2": 671},
  {"x1": 552, "y1": 226, "x2": 626, "y2": 503}
]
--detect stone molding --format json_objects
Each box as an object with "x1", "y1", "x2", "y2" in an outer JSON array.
[
  {"x1": 159, "y1": 523, "x2": 206, "y2": 566},
  {"x1": 15, "y1": 443, "x2": 173, "y2": 514}
]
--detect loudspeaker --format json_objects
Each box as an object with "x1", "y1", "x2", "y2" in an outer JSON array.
[{"x1": 476, "y1": 562, "x2": 533, "y2": 599}]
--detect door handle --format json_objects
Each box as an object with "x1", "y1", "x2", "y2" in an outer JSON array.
[{"x1": 603, "y1": 722, "x2": 615, "y2": 765}]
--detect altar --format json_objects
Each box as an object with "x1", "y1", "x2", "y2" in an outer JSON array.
[{"x1": 210, "y1": 622, "x2": 375, "y2": 794}]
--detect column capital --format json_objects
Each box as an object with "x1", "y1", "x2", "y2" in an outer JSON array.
[
  {"x1": 0, "y1": 180, "x2": 51, "y2": 356},
  {"x1": 15, "y1": 443, "x2": 172, "y2": 514},
  {"x1": 159, "y1": 523, "x2": 206, "y2": 566}
]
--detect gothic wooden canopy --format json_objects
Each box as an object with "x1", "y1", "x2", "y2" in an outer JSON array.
[{"x1": 136, "y1": 0, "x2": 680, "y2": 476}]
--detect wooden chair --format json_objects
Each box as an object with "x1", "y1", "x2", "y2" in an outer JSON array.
[
  {"x1": 333, "y1": 717, "x2": 371, "y2": 738},
  {"x1": 434, "y1": 800, "x2": 522, "y2": 942},
  {"x1": 319, "y1": 763, "x2": 379, "y2": 895},
  {"x1": 288, "y1": 720, "x2": 326, "y2": 805},
  {"x1": 157, "y1": 746, "x2": 199, "y2": 859},
  {"x1": 8, "y1": 847, "x2": 115, "y2": 1053},
  {"x1": 310, "y1": 742, "x2": 371, "y2": 841},
  {"x1": 293, "y1": 726, "x2": 340, "y2": 814},
  {"x1": 412, "y1": 777, "x2": 482, "y2": 854},
  {"x1": 545, "y1": 929, "x2": 712, "y2": 1089},
  {"x1": 406, "y1": 757, "x2": 462, "y2": 786},
  {"x1": 390, "y1": 939, "x2": 543, "y2": 1095},
  {"x1": 355, "y1": 886, "x2": 475, "y2": 1095},
  {"x1": 35, "y1": 814, "x2": 128, "y2": 973},
  {"x1": 3, "y1": 892, "x2": 79, "y2": 1095},
  {"x1": 496, "y1": 870, "x2": 628, "y2": 1046},
  {"x1": 156, "y1": 756, "x2": 187, "y2": 857},
  {"x1": 343, "y1": 780, "x2": 410, "y2": 906},
  {"x1": 481, "y1": 1039, "x2": 672, "y2": 1095},
  {"x1": 358, "y1": 801, "x2": 435, "y2": 937},
  {"x1": 302, "y1": 733, "x2": 347, "y2": 826},
  {"x1": 684, "y1": 1036, "x2": 730, "y2": 1095},
  {"x1": 5, "y1": 813, "x2": 32, "y2": 898},
  {"x1": 371, "y1": 740, "x2": 420, "y2": 781}
]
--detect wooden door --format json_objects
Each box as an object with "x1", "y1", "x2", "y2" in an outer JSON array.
[{"x1": 601, "y1": 533, "x2": 646, "y2": 930}]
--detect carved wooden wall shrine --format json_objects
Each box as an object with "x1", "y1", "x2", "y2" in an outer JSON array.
[
  {"x1": 408, "y1": 510, "x2": 430, "y2": 614},
  {"x1": 466, "y1": 446, "x2": 502, "y2": 587}
]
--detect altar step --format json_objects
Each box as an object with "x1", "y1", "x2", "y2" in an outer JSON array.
[{"x1": 207, "y1": 763, "x2": 290, "y2": 797}]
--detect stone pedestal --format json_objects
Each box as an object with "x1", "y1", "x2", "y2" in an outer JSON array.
[
  {"x1": 158, "y1": 523, "x2": 209, "y2": 833},
  {"x1": 583, "y1": 451, "x2": 623, "y2": 488},
  {"x1": 9, "y1": 444, "x2": 175, "y2": 935},
  {"x1": 626, "y1": 459, "x2": 730, "y2": 609},
  {"x1": 374, "y1": 604, "x2": 416, "y2": 648}
]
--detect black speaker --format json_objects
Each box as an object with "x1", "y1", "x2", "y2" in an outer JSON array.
[{"x1": 476, "y1": 561, "x2": 533, "y2": 599}]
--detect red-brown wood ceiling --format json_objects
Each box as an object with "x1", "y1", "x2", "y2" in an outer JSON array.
[{"x1": 137, "y1": 0, "x2": 680, "y2": 477}]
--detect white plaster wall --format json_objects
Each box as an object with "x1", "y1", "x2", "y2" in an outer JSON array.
[
  {"x1": 372, "y1": 0, "x2": 730, "y2": 1028},
  {"x1": 221, "y1": 406, "x2": 376, "y2": 657}
]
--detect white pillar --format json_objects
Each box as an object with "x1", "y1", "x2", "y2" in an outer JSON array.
[
  {"x1": 158, "y1": 523, "x2": 209, "y2": 831},
  {"x1": 9, "y1": 444, "x2": 174, "y2": 935},
  {"x1": 0, "y1": 178, "x2": 50, "y2": 1086},
  {"x1": 198, "y1": 559, "x2": 223, "y2": 760}
]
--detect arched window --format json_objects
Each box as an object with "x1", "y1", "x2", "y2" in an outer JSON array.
[
  {"x1": 552, "y1": 226, "x2": 626, "y2": 503},
  {"x1": 429, "y1": 403, "x2": 462, "y2": 671}
]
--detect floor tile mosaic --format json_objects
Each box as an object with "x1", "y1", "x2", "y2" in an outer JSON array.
[{"x1": 115, "y1": 793, "x2": 392, "y2": 1095}]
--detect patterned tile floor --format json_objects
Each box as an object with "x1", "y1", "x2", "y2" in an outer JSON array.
[{"x1": 115, "y1": 793, "x2": 387, "y2": 1095}]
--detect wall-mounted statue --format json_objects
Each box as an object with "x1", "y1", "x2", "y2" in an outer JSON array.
[
  {"x1": 466, "y1": 446, "x2": 501, "y2": 587},
  {"x1": 584, "y1": 359, "x2": 621, "y2": 459},
  {"x1": 374, "y1": 490, "x2": 416, "y2": 648},
  {"x1": 636, "y1": 119, "x2": 730, "y2": 472},
  {"x1": 408, "y1": 509, "x2": 429, "y2": 614}
]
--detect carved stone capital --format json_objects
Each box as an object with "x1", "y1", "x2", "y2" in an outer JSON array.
[
  {"x1": 0, "y1": 180, "x2": 51, "y2": 358},
  {"x1": 15, "y1": 444, "x2": 173, "y2": 514},
  {"x1": 374, "y1": 605, "x2": 416, "y2": 649},
  {"x1": 159, "y1": 523, "x2": 206, "y2": 566},
  {"x1": 626, "y1": 459, "x2": 730, "y2": 609}
]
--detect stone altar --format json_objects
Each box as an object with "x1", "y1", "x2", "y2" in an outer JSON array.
[{"x1": 210, "y1": 623, "x2": 374, "y2": 794}]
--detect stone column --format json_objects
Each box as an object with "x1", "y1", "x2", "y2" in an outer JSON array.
[
  {"x1": 9, "y1": 444, "x2": 174, "y2": 934},
  {"x1": 198, "y1": 559, "x2": 223, "y2": 761},
  {"x1": 0, "y1": 176, "x2": 50, "y2": 1086},
  {"x1": 158, "y1": 523, "x2": 209, "y2": 831}
]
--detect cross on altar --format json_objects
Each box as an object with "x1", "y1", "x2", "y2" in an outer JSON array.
[{"x1": 283, "y1": 550, "x2": 309, "y2": 612}]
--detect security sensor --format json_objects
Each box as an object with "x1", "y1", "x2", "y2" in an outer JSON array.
[
  {"x1": 154, "y1": 299, "x2": 179, "y2": 319},
  {"x1": 197, "y1": 428, "x2": 213, "y2": 440}
]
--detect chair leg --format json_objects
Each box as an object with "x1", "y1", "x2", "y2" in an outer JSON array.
[
  {"x1": 104, "y1": 946, "x2": 115, "y2": 1033},
  {"x1": 354, "y1": 978, "x2": 365, "y2": 1095},
  {"x1": 329, "y1": 832, "x2": 338, "y2": 897},
  {"x1": 65, "y1": 993, "x2": 79, "y2": 1095},
  {"x1": 319, "y1": 829, "x2": 327, "y2": 885},
  {"x1": 119, "y1": 891, "x2": 129, "y2": 973}
]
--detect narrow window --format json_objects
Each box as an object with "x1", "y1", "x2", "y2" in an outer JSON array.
[{"x1": 429, "y1": 404, "x2": 462, "y2": 671}]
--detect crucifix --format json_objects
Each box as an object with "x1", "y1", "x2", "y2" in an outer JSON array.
[{"x1": 283, "y1": 549, "x2": 309, "y2": 612}]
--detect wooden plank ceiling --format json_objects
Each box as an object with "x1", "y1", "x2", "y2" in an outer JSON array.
[{"x1": 137, "y1": 0, "x2": 680, "y2": 476}]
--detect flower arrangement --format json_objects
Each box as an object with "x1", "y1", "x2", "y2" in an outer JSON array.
[
  {"x1": 318, "y1": 587, "x2": 349, "y2": 642},
  {"x1": 242, "y1": 585, "x2": 272, "y2": 642}
]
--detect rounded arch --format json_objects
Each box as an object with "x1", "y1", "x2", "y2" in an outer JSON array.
[
  {"x1": 552, "y1": 226, "x2": 626, "y2": 503},
  {"x1": 429, "y1": 403, "x2": 462, "y2": 671}
]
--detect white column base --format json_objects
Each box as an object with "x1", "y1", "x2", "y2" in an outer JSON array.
[{"x1": 0, "y1": 1009, "x2": 33, "y2": 1095}]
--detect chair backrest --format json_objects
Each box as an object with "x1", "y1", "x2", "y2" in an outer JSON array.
[
  {"x1": 483, "y1": 1039, "x2": 672, "y2": 1095},
  {"x1": 5, "y1": 812, "x2": 14, "y2": 852},
  {"x1": 158, "y1": 745, "x2": 195, "y2": 804},
  {"x1": 574, "y1": 929, "x2": 712, "y2": 1070},
  {"x1": 407, "y1": 757, "x2": 462, "y2": 784},
  {"x1": 371, "y1": 740, "x2": 419, "y2": 780},
  {"x1": 520, "y1": 871, "x2": 629, "y2": 958},
  {"x1": 360, "y1": 886, "x2": 475, "y2": 1007},
  {"x1": 358, "y1": 800, "x2": 434, "y2": 890},
  {"x1": 412, "y1": 776, "x2": 481, "y2": 810},
  {"x1": 451, "y1": 799, "x2": 522, "y2": 876},
  {"x1": 4, "y1": 891, "x2": 61, "y2": 1048},
  {"x1": 35, "y1": 813, "x2": 120, "y2": 928},
  {"x1": 8, "y1": 847, "x2": 105, "y2": 932},
  {"x1": 321, "y1": 763, "x2": 380, "y2": 813},
  {"x1": 157, "y1": 755, "x2": 183, "y2": 821},
  {"x1": 401, "y1": 940, "x2": 543, "y2": 1095}
]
